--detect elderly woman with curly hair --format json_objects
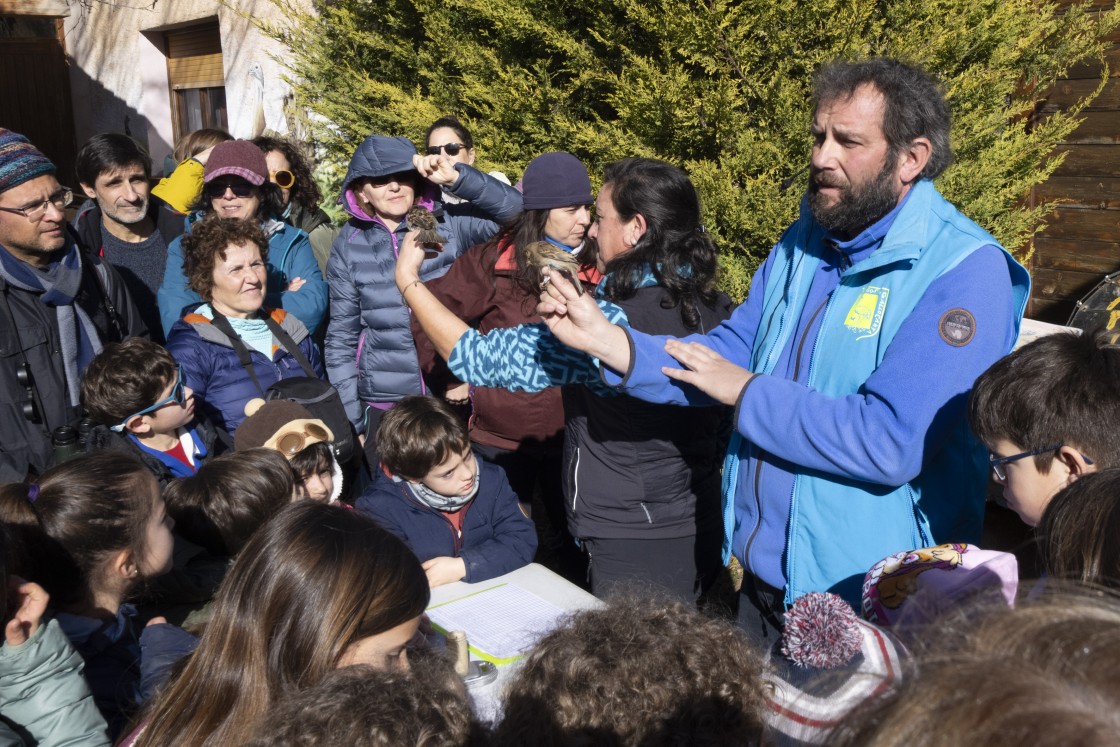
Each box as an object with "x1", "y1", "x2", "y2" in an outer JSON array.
[
  {"x1": 166, "y1": 217, "x2": 323, "y2": 434},
  {"x1": 157, "y1": 140, "x2": 327, "y2": 338}
]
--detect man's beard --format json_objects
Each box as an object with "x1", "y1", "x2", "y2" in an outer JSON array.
[{"x1": 807, "y1": 155, "x2": 901, "y2": 239}]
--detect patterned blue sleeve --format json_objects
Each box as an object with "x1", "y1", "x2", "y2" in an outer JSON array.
[{"x1": 449, "y1": 299, "x2": 628, "y2": 394}]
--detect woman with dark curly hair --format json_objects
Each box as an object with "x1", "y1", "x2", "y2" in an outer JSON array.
[
  {"x1": 253, "y1": 135, "x2": 338, "y2": 274},
  {"x1": 166, "y1": 217, "x2": 324, "y2": 433},
  {"x1": 397, "y1": 158, "x2": 734, "y2": 600}
]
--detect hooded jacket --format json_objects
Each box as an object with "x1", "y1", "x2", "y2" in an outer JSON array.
[
  {"x1": 324, "y1": 135, "x2": 523, "y2": 431},
  {"x1": 158, "y1": 214, "x2": 328, "y2": 338},
  {"x1": 166, "y1": 306, "x2": 324, "y2": 433}
]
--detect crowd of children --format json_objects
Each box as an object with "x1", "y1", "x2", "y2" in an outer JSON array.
[{"x1": 4, "y1": 117, "x2": 1120, "y2": 745}]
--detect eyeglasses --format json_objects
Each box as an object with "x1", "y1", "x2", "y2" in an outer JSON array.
[
  {"x1": 111, "y1": 365, "x2": 188, "y2": 432},
  {"x1": 273, "y1": 422, "x2": 333, "y2": 456},
  {"x1": 988, "y1": 442, "x2": 1095, "y2": 481},
  {"x1": 426, "y1": 143, "x2": 467, "y2": 157},
  {"x1": 0, "y1": 187, "x2": 73, "y2": 223},
  {"x1": 270, "y1": 170, "x2": 295, "y2": 189},
  {"x1": 204, "y1": 180, "x2": 256, "y2": 199},
  {"x1": 366, "y1": 171, "x2": 415, "y2": 188}
]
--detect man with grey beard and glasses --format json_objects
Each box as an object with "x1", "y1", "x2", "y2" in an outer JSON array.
[{"x1": 534, "y1": 58, "x2": 1031, "y2": 643}]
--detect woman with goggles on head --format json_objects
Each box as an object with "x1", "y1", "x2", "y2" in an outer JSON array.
[
  {"x1": 165, "y1": 216, "x2": 325, "y2": 435},
  {"x1": 157, "y1": 140, "x2": 328, "y2": 339},
  {"x1": 326, "y1": 132, "x2": 522, "y2": 468},
  {"x1": 253, "y1": 136, "x2": 339, "y2": 275},
  {"x1": 423, "y1": 117, "x2": 511, "y2": 205}
]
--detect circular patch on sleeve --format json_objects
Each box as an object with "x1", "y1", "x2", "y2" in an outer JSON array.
[{"x1": 939, "y1": 308, "x2": 976, "y2": 347}]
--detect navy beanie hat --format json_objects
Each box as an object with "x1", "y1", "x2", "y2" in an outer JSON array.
[
  {"x1": 521, "y1": 152, "x2": 592, "y2": 210},
  {"x1": 0, "y1": 128, "x2": 56, "y2": 194}
]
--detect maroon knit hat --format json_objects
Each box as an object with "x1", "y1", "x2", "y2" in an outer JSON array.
[{"x1": 204, "y1": 140, "x2": 268, "y2": 186}]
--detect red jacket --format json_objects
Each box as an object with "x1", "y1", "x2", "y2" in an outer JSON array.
[{"x1": 411, "y1": 239, "x2": 600, "y2": 451}]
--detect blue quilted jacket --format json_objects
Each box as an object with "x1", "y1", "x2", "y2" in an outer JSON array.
[
  {"x1": 324, "y1": 135, "x2": 523, "y2": 431},
  {"x1": 166, "y1": 306, "x2": 324, "y2": 433}
]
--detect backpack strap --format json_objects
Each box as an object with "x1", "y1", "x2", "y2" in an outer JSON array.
[
  {"x1": 207, "y1": 310, "x2": 267, "y2": 397},
  {"x1": 261, "y1": 314, "x2": 317, "y2": 378}
]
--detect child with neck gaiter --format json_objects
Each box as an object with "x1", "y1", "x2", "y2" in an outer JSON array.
[{"x1": 355, "y1": 396, "x2": 537, "y2": 587}]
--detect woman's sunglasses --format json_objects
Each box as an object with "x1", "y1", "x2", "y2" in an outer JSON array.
[
  {"x1": 204, "y1": 180, "x2": 256, "y2": 199},
  {"x1": 365, "y1": 171, "x2": 415, "y2": 188},
  {"x1": 426, "y1": 143, "x2": 467, "y2": 156},
  {"x1": 111, "y1": 365, "x2": 188, "y2": 432},
  {"x1": 270, "y1": 170, "x2": 295, "y2": 189}
]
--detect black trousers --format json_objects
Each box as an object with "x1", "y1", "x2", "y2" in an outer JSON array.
[
  {"x1": 736, "y1": 572, "x2": 786, "y2": 650},
  {"x1": 581, "y1": 530, "x2": 722, "y2": 603}
]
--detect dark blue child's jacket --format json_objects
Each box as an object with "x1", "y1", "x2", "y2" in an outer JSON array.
[{"x1": 355, "y1": 458, "x2": 537, "y2": 583}]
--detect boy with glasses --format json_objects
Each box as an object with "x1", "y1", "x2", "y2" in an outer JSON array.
[
  {"x1": 0, "y1": 128, "x2": 145, "y2": 483},
  {"x1": 81, "y1": 338, "x2": 225, "y2": 487},
  {"x1": 968, "y1": 330, "x2": 1118, "y2": 527}
]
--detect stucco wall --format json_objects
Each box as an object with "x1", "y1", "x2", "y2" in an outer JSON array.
[{"x1": 63, "y1": 0, "x2": 304, "y2": 170}]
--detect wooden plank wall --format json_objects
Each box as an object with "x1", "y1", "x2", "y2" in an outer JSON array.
[
  {"x1": 0, "y1": 34, "x2": 76, "y2": 185},
  {"x1": 1029, "y1": 3, "x2": 1120, "y2": 323}
]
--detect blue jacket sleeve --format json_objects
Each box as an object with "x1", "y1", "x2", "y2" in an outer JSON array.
[
  {"x1": 443, "y1": 165, "x2": 524, "y2": 250},
  {"x1": 738, "y1": 246, "x2": 1017, "y2": 485},
  {"x1": 270, "y1": 229, "x2": 328, "y2": 336},
  {"x1": 459, "y1": 466, "x2": 539, "y2": 583},
  {"x1": 603, "y1": 245, "x2": 776, "y2": 404},
  {"x1": 166, "y1": 325, "x2": 210, "y2": 407},
  {"x1": 448, "y1": 301, "x2": 629, "y2": 393},
  {"x1": 158, "y1": 235, "x2": 203, "y2": 338},
  {"x1": 354, "y1": 481, "x2": 417, "y2": 547},
  {"x1": 138, "y1": 623, "x2": 198, "y2": 703},
  {"x1": 300, "y1": 332, "x2": 326, "y2": 379},
  {"x1": 0, "y1": 619, "x2": 110, "y2": 747},
  {"x1": 324, "y1": 233, "x2": 365, "y2": 429}
]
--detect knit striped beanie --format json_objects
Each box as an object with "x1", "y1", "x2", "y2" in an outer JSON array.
[{"x1": 0, "y1": 128, "x2": 56, "y2": 194}]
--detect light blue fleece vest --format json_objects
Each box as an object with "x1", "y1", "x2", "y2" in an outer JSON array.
[{"x1": 722, "y1": 180, "x2": 1030, "y2": 604}]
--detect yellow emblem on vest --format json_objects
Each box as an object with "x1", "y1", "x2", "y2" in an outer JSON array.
[{"x1": 844, "y1": 287, "x2": 889, "y2": 340}]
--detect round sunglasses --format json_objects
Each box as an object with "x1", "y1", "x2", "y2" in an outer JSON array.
[{"x1": 270, "y1": 169, "x2": 295, "y2": 189}]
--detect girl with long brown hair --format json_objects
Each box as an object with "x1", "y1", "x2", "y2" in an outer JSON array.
[{"x1": 126, "y1": 501, "x2": 430, "y2": 747}]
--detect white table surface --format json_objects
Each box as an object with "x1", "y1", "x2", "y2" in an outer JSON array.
[{"x1": 426, "y1": 563, "x2": 603, "y2": 722}]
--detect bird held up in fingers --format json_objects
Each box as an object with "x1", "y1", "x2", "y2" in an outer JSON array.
[
  {"x1": 406, "y1": 206, "x2": 449, "y2": 246},
  {"x1": 523, "y1": 241, "x2": 584, "y2": 296}
]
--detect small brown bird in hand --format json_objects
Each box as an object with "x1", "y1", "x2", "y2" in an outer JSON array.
[
  {"x1": 406, "y1": 206, "x2": 449, "y2": 245},
  {"x1": 523, "y1": 241, "x2": 584, "y2": 296}
]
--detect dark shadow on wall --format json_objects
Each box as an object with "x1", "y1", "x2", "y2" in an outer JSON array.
[{"x1": 66, "y1": 55, "x2": 169, "y2": 177}]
